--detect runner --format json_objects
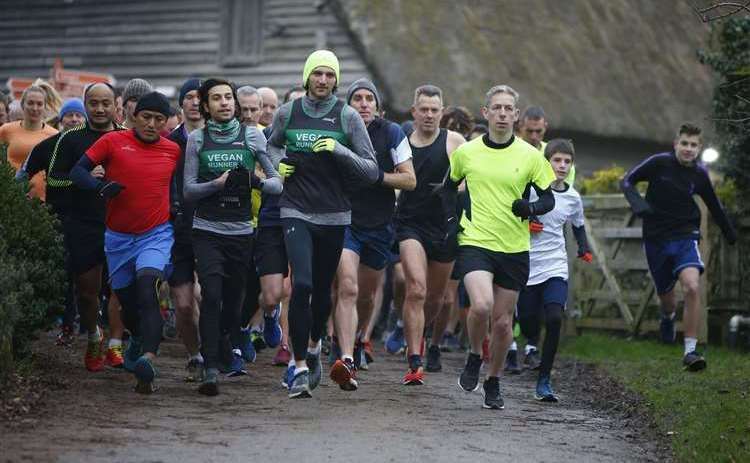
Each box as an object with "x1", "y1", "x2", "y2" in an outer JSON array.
[
  {"x1": 237, "y1": 86, "x2": 263, "y2": 127},
  {"x1": 0, "y1": 86, "x2": 58, "y2": 200},
  {"x1": 330, "y1": 78, "x2": 415, "y2": 391},
  {"x1": 167, "y1": 78, "x2": 205, "y2": 381},
  {"x1": 121, "y1": 78, "x2": 153, "y2": 129},
  {"x1": 257, "y1": 87, "x2": 279, "y2": 128},
  {"x1": 517, "y1": 139, "x2": 592, "y2": 402},
  {"x1": 70, "y1": 91, "x2": 180, "y2": 393},
  {"x1": 183, "y1": 78, "x2": 282, "y2": 396},
  {"x1": 454, "y1": 85, "x2": 556, "y2": 409},
  {"x1": 266, "y1": 50, "x2": 379, "y2": 398},
  {"x1": 394, "y1": 84, "x2": 465, "y2": 385},
  {"x1": 45, "y1": 83, "x2": 119, "y2": 371},
  {"x1": 621, "y1": 123, "x2": 736, "y2": 371}
]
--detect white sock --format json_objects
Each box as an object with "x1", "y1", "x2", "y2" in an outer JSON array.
[
  {"x1": 251, "y1": 324, "x2": 262, "y2": 332},
  {"x1": 190, "y1": 353, "x2": 204, "y2": 363},
  {"x1": 662, "y1": 311, "x2": 676, "y2": 320},
  {"x1": 87, "y1": 327, "x2": 101, "y2": 341},
  {"x1": 108, "y1": 338, "x2": 122, "y2": 348},
  {"x1": 293, "y1": 366, "x2": 309, "y2": 376},
  {"x1": 240, "y1": 326, "x2": 251, "y2": 333},
  {"x1": 396, "y1": 319, "x2": 404, "y2": 328},
  {"x1": 684, "y1": 337, "x2": 697, "y2": 356},
  {"x1": 288, "y1": 358, "x2": 295, "y2": 368},
  {"x1": 524, "y1": 344, "x2": 537, "y2": 355},
  {"x1": 509, "y1": 341, "x2": 517, "y2": 351},
  {"x1": 308, "y1": 340, "x2": 322, "y2": 356},
  {"x1": 342, "y1": 355, "x2": 354, "y2": 363}
]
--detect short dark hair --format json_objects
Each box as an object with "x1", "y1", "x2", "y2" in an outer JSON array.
[
  {"x1": 198, "y1": 78, "x2": 239, "y2": 121},
  {"x1": 677, "y1": 122, "x2": 702, "y2": 140},
  {"x1": 413, "y1": 84, "x2": 443, "y2": 105},
  {"x1": 521, "y1": 105, "x2": 546, "y2": 123},
  {"x1": 440, "y1": 106, "x2": 475, "y2": 138},
  {"x1": 283, "y1": 86, "x2": 305, "y2": 103},
  {"x1": 544, "y1": 138, "x2": 575, "y2": 161}
]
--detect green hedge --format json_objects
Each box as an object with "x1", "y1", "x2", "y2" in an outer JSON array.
[{"x1": 0, "y1": 160, "x2": 66, "y2": 379}]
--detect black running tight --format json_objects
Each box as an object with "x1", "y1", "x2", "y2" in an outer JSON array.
[
  {"x1": 282, "y1": 218, "x2": 345, "y2": 361},
  {"x1": 114, "y1": 271, "x2": 163, "y2": 355},
  {"x1": 539, "y1": 303, "x2": 563, "y2": 376}
]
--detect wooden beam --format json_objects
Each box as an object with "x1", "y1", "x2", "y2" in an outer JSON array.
[
  {"x1": 595, "y1": 227, "x2": 643, "y2": 239},
  {"x1": 587, "y1": 229, "x2": 635, "y2": 326}
]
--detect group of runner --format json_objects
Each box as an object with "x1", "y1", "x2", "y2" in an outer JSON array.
[{"x1": 3, "y1": 48, "x2": 736, "y2": 409}]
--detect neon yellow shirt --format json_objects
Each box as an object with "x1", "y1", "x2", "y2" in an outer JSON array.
[{"x1": 450, "y1": 136, "x2": 555, "y2": 253}]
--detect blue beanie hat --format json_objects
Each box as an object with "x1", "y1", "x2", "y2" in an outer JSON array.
[
  {"x1": 59, "y1": 98, "x2": 87, "y2": 120},
  {"x1": 179, "y1": 78, "x2": 202, "y2": 104}
]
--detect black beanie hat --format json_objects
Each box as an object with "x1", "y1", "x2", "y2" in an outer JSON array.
[
  {"x1": 134, "y1": 91, "x2": 173, "y2": 118},
  {"x1": 179, "y1": 78, "x2": 202, "y2": 105}
]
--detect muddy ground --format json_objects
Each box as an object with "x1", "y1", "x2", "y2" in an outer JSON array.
[{"x1": 2, "y1": 332, "x2": 669, "y2": 463}]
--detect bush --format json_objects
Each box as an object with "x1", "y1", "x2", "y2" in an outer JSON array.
[
  {"x1": 579, "y1": 165, "x2": 626, "y2": 195},
  {"x1": 0, "y1": 160, "x2": 66, "y2": 380}
]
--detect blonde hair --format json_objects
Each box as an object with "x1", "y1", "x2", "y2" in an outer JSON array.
[{"x1": 32, "y1": 78, "x2": 64, "y2": 121}]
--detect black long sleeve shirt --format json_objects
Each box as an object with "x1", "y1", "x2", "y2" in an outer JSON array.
[{"x1": 620, "y1": 152, "x2": 736, "y2": 243}]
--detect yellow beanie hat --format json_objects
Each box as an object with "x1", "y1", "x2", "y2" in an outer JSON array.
[{"x1": 302, "y1": 49, "x2": 340, "y2": 88}]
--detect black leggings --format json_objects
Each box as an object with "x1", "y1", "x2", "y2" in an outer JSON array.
[
  {"x1": 193, "y1": 230, "x2": 254, "y2": 369},
  {"x1": 519, "y1": 302, "x2": 563, "y2": 376},
  {"x1": 282, "y1": 218, "x2": 345, "y2": 361},
  {"x1": 114, "y1": 271, "x2": 163, "y2": 355}
]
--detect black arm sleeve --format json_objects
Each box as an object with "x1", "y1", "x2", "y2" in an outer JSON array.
[
  {"x1": 697, "y1": 173, "x2": 737, "y2": 243},
  {"x1": 529, "y1": 185, "x2": 555, "y2": 216},
  {"x1": 620, "y1": 157, "x2": 656, "y2": 215},
  {"x1": 572, "y1": 224, "x2": 591, "y2": 255},
  {"x1": 70, "y1": 155, "x2": 103, "y2": 191}
]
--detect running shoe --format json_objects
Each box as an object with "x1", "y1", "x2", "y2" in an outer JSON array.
[
  {"x1": 328, "y1": 336, "x2": 342, "y2": 365},
  {"x1": 250, "y1": 329, "x2": 266, "y2": 352},
  {"x1": 272, "y1": 345, "x2": 292, "y2": 366},
  {"x1": 106, "y1": 344, "x2": 124, "y2": 368},
  {"x1": 353, "y1": 341, "x2": 367, "y2": 371},
  {"x1": 185, "y1": 358, "x2": 205, "y2": 383},
  {"x1": 281, "y1": 364, "x2": 295, "y2": 389},
  {"x1": 482, "y1": 377, "x2": 504, "y2": 410},
  {"x1": 56, "y1": 325, "x2": 76, "y2": 347},
  {"x1": 362, "y1": 341, "x2": 375, "y2": 364},
  {"x1": 439, "y1": 332, "x2": 462, "y2": 352},
  {"x1": 84, "y1": 334, "x2": 106, "y2": 372},
  {"x1": 425, "y1": 344, "x2": 442, "y2": 372},
  {"x1": 198, "y1": 368, "x2": 219, "y2": 396},
  {"x1": 263, "y1": 306, "x2": 282, "y2": 348},
  {"x1": 322, "y1": 335, "x2": 332, "y2": 356},
  {"x1": 133, "y1": 356, "x2": 157, "y2": 394},
  {"x1": 458, "y1": 353, "x2": 482, "y2": 392},
  {"x1": 227, "y1": 349, "x2": 248, "y2": 377},
  {"x1": 535, "y1": 374, "x2": 559, "y2": 402},
  {"x1": 402, "y1": 366, "x2": 425, "y2": 385},
  {"x1": 239, "y1": 328, "x2": 257, "y2": 363},
  {"x1": 288, "y1": 369, "x2": 312, "y2": 398},
  {"x1": 330, "y1": 358, "x2": 358, "y2": 391},
  {"x1": 385, "y1": 326, "x2": 406, "y2": 354},
  {"x1": 683, "y1": 351, "x2": 707, "y2": 372},
  {"x1": 660, "y1": 313, "x2": 677, "y2": 344},
  {"x1": 504, "y1": 349, "x2": 521, "y2": 374},
  {"x1": 306, "y1": 353, "x2": 322, "y2": 390},
  {"x1": 123, "y1": 336, "x2": 143, "y2": 372},
  {"x1": 524, "y1": 348, "x2": 541, "y2": 370}
]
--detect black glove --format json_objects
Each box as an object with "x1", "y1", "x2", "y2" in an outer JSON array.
[
  {"x1": 511, "y1": 198, "x2": 534, "y2": 219},
  {"x1": 170, "y1": 201, "x2": 185, "y2": 229},
  {"x1": 224, "y1": 165, "x2": 250, "y2": 193},
  {"x1": 97, "y1": 181, "x2": 124, "y2": 199}
]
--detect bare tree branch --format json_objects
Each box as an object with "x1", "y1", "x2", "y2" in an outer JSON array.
[{"x1": 689, "y1": 0, "x2": 750, "y2": 22}]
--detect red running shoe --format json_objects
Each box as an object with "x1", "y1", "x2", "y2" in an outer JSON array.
[
  {"x1": 362, "y1": 341, "x2": 375, "y2": 364},
  {"x1": 272, "y1": 345, "x2": 292, "y2": 366},
  {"x1": 402, "y1": 366, "x2": 425, "y2": 385},
  {"x1": 330, "y1": 358, "x2": 358, "y2": 391},
  {"x1": 84, "y1": 334, "x2": 106, "y2": 372},
  {"x1": 106, "y1": 344, "x2": 124, "y2": 368}
]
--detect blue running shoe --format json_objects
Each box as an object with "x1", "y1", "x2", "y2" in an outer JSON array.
[
  {"x1": 281, "y1": 364, "x2": 295, "y2": 389},
  {"x1": 660, "y1": 313, "x2": 676, "y2": 344},
  {"x1": 133, "y1": 356, "x2": 157, "y2": 394},
  {"x1": 263, "y1": 306, "x2": 282, "y2": 348},
  {"x1": 288, "y1": 369, "x2": 312, "y2": 399},
  {"x1": 439, "y1": 332, "x2": 462, "y2": 352},
  {"x1": 227, "y1": 349, "x2": 248, "y2": 377},
  {"x1": 535, "y1": 374, "x2": 559, "y2": 402},
  {"x1": 123, "y1": 336, "x2": 143, "y2": 372},
  {"x1": 239, "y1": 328, "x2": 256, "y2": 363},
  {"x1": 385, "y1": 326, "x2": 406, "y2": 355}
]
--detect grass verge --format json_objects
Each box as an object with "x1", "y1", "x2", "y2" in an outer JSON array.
[{"x1": 561, "y1": 334, "x2": 750, "y2": 463}]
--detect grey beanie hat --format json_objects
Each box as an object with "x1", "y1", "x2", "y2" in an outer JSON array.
[
  {"x1": 346, "y1": 78, "x2": 380, "y2": 110},
  {"x1": 122, "y1": 78, "x2": 153, "y2": 103}
]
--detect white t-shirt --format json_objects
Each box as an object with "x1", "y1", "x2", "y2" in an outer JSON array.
[{"x1": 527, "y1": 184, "x2": 585, "y2": 285}]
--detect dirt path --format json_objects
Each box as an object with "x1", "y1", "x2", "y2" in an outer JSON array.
[{"x1": 3, "y1": 332, "x2": 663, "y2": 463}]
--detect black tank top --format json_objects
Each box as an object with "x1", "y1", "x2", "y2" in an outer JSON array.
[
  {"x1": 396, "y1": 128, "x2": 451, "y2": 231},
  {"x1": 350, "y1": 117, "x2": 396, "y2": 229}
]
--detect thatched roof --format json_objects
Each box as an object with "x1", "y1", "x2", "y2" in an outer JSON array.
[{"x1": 335, "y1": 0, "x2": 713, "y2": 142}]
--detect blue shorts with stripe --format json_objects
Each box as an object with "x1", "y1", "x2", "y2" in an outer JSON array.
[{"x1": 644, "y1": 238, "x2": 704, "y2": 295}]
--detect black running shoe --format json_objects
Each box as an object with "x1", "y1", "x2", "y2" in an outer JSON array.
[
  {"x1": 683, "y1": 351, "x2": 706, "y2": 372},
  {"x1": 504, "y1": 349, "x2": 521, "y2": 374},
  {"x1": 482, "y1": 377, "x2": 504, "y2": 410},
  {"x1": 426, "y1": 344, "x2": 442, "y2": 372},
  {"x1": 198, "y1": 368, "x2": 219, "y2": 396},
  {"x1": 458, "y1": 353, "x2": 482, "y2": 392}
]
